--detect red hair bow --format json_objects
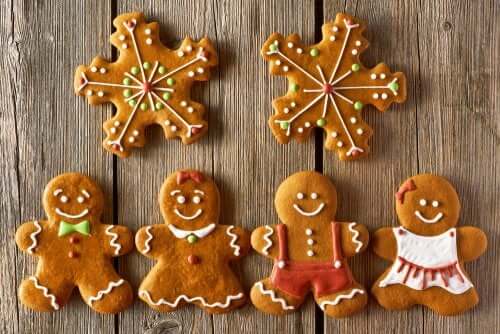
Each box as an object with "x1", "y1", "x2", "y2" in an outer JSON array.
[
  {"x1": 395, "y1": 179, "x2": 416, "y2": 204},
  {"x1": 177, "y1": 171, "x2": 204, "y2": 185}
]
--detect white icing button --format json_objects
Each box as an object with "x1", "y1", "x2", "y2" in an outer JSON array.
[
  {"x1": 332, "y1": 26, "x2": 339, "y2": 32},
  {"x1": 145, "y1": 28, "x2": 151, "y2": 35},
  {"x1": 128, "y1": 136, "x2": 135, "y2": 143},
  {"x1": 305, "y1": 228, "x2": 313, "y2": 236},
  {"x1": 373, "y1": 93, "x2": 379, "y2": 99},
  {"x1": 310, "y1": 192, "x2": 318, "y2": 199},
  {"x1": 307, "y1": 239, "x2": 314, "y2": 246},
  {"x1": 99, "y1": 68, "x2": 107, "y2": 74},
  {"x1": 330, "y1": 35, "x2": 336, "y2": 42},
  {"x1": 197, "y1": 67, "x2": 204, "y2": 74},
  {"x1": 283, "y1": 66, "x2": 289, "y2": 72},
  {"x1": 351, "y1": 49, "x2": 358, "y2": 55},
  {"x1": 180, "y1": 101, "x2": 188, "y2": 107},
  {"x1": 119, "y1": 34, "x2": 126, "y2": 41},
  {"x1": 114, "y1": 121, "x2": 120, "y2": 127},
  {"x1": 177, "y1": 195, "x2": 186, "y2": 204},
  {"x1": 334, "y1": 260, "x2": 342, "y2": 268},
  {"x1": 296, "y1": 48, "x2": 303, "y2": 54},
  {"x1": 370, "y1": 73, "x2": 377, "y2": 80},
  {"x1": 307, "y1": 250, "x2": 315, "y2": 257},
  {"x1": 290, "y1": 102, "x2": 297, "y2": 107},
  {"x1": 187, "y1": 107, "x2": 194, "y2": 113},
  {"x1": 164, "y1": 119, "x2": 171, "y2": 126},
  {"x1": 146, "y1": 38, "x2": 152, "y2": 45},
  {"x1": 305, "y1": 122, "x2": 311, "y2": 128},
  {"x1": 110, "y1": 127, "x2": 117, "y2": 134},
  {"x1": 337, "y1": 141, "x2": 344, "y2": 147},
  {"x1": 350, "y1": 117, "x2": 357, "y2": 124},
  {"x1": 86, "y1": 90, "x2": 93, "y2": 96},
  {"x1": 355, "y1": 40, "x2": 361, "y2": 46},
  {"x1": 298, "y1": 127, "x2": 304, "y2": 133},
  {"x1": 380, "y1": 73, "x2": 386, "y2": 79},
  {"x1": 188, "y1": 71, "x2": 195, "y2": 77},
  {"x1": 275, "y1": 60, "x2": 281, "y2": 66},
  {"x1": 185, "y1": 45, "x2": 193, "y2": 52},
  {"x1": 381, "y1": 93, "x2": 388, "y2": 100},
  {"x1": 432, "y1": 200, "x2": 439, "y2": 207},
  {"x1": 97, "y1": 91, "x2": 104, "y2": 97},
  {"x1": 60, "y1": 195, "x2": 69, "y2": 203},
  {"x1": 132, "y1": 130, "x2": 139, "y2": 137},
  {"x1": 296, "y1": 192, "x2": 304, "y2": 200},
  {"x1": 170, "y1": 125, "x2": 177, "y2": 132},
  {"x1": 91, "y1": 66, "x2": 97, "y2": 72},
  {"x1": 122, "y1": 43, "x2": 128, "y2": 49},
  {"x1": 420, "y1": 199, "x2": 427, "y2": 206},
  {"x1": 356, "y1": 128, "x2": 364, "y2": 135},
  {"x1": 287, "y1": 42, "x2": 294, "y2": 48},
  {"x1": 192, "y1": 196, "x2": 201, "y2": 204},
  {"x1": 77, "y1": 196, "x2": 84, "y2": 203},
  {"x1": 177, "y1": 51, "x2": 184, "y2": 57},
  {"x1": 278, "y1": 260, "x2": 286, "y2": 269},
  {"x1": 283, "y1": 107, "x2": 290, "y2": 114},
  {"x1": 331, "y1": 131, "x2": 338, "y2": 138}
]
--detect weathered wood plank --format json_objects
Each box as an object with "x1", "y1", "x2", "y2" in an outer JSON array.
[
  {"x1": 323, "y1": 1, "x2": 421, "y2": 333},
  {"x1": 2, "y1": 0, "x2": 114, "y2": 333},
  {"x1": 417, "y1": 0, "x2": 500, "y2": 333}
]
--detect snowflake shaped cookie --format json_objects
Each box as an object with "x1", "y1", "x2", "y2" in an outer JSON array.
[
  {"x1": 262, "y1": 13, "x2": 407, "y2": 160},
  {"x1": 74, "y1": 12, "x2": 217, "y2": 157}
]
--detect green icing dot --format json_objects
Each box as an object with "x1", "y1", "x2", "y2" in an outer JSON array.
[
  {"x1": 269, "y1": 44, "x2": 278, "y2": 52},
  {"x1": 187, "y1": 234, "x2": 198, "y2": 244},
  {"x1": 131, "y1": 66, "x2": 140, "y2": 75},
  {"x1": 280, "y1": 121, "x2": 290, "y2": 130},
  {"x1": 290, "y1": 83, "x2": 300, "y2": 92},
  {"x1": 351, "y1": 63, "x2": 360, "y2": 72},
  {"x1": 123, "y1": 78, "x2": 131, "y2": 85},
  {"x1": 316, "y1": 118, "x2": 326, "y2": 127},
  {"x1": 155, "y1": 102, "x2": 163, "y2": 110},
  {"x1": 128, "y1": 99, "x2": 136, "y2": 106},
  {"x1": 143, "y1": 62, "x2": 151, "y2": 70},
  {"x1": 158, "y1": 66, "x2": 166, "y2": 74},
  {"x1": 162, "y1": 92, "x2": 171, "y2": 100},
  {"x1": 310, "y1": 48, "x2": 319, "y2": 57},
  {"x1": 140, "y1": 102, "x2": 148, "y2": 111},
  {"x1": 354, "y1": 101, "x2": 364, "y2": 110},
  {"x1": 123, "y1": 89, "x2": 132, "y2": 98},
  {"x1": 389, "y1": 81, "x2": 399, "y2": 92},
  {"x1": 166, "y1": 78, "x2": 175, "y2": 86}
]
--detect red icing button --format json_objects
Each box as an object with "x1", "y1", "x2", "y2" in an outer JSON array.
[
  {"x1": 322, "y1": 84, "x2": 333, "y2": 94},
  {"x1": 398, "y1": 229, "x2": 406, "y2": 235},
  {"x1": 69, "y1": 236, "x2": 79, "y2": 244},
  {"x1": 68, "y1": 251, "x2": 79, "y2": 258},
  {"x1": 191, "y1": 126, "x2": 202, "y2": 135},
  {"x1": 351, "y1": 150, "x2": 359, "y2": 157},
  {"x1": 199, "y1": 50, "x2": 209, "y2": 59},
  {"x1": 450, "y1": 231, "x2": 455, "y2": 237},
  {"x1": 142, "y1": 82, "x2": 152, "y2": 93},
  {"x1": 188, "y1": 255, "x2": 200, "y2": 264}
]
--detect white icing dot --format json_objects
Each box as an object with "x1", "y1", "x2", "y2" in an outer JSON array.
[
  {"x1": 370, "y1": 73, "x2": 377, "y2": 80},
  {"x1": 110, "y1": 127, "x2": 116, "y2": 134},
  {"x1": 128, "y1": 136, "x2": 135, "y2": 143},
  {"x1": 283, "y1": 65, "x2": 289, "y2": 72},
  {"x1": 351, "y1": 49, "x2": 358, "y2": 55},
  {"x1": 380, "y1": 73, "x2": 386, "y2": 79},
  {"x1": 278, "y1": 260, "x2": 286, "y2": 269},
  {"x1": 296, "y1": 192, "x2": 304, "y2": 200},
  {"x1": 188, "y1": 71, "x2": 195, "y2": 77},
  {"x1": 60, "y1": 195, "x2": 69, "y2": 203},
  {"x1": 290, "y1": 101, "x2": 297, "y2": 107},
  {"x1": 196, "y1": 67, "x2": 204, "y2": 74},
  {"x1": 114, "y1": 121, "x2": 120, "y2": 127},
  {"x1": 119, "y1": 34, "x2": 126, "y2": 41},
  {"x1": 305, "y1": 228, "x2": 313, "y2": 236},
  {"x1": 275, "y1": 60, "x2": 281, "y2": 66},
  {"x1": 91, "y1": 66, "x2": 97, "y2": 72},
  {"x1": 77, "y1": 196, "x2": 84, "y2": 203},
  {"x1": 311, "y1": 192, "x2": 318, "y2": 199},
  {"x1": 307, "y1": 239, "x2": 314, "y2": 245},
  {"x1": 177, "y1": 195, "x2": 186, "y2": 204},
  {"x1": 193, "y1": 196, "x2": 201, "y2": 204},
  {"x1": 381, "y1": 93, "x2": 388, "y2": 100},
  {"x1": 298, "y1": 127, "x2": 304, "y2": 133},
  {"x1": 332, "y1": 26, "x2": 339, "y2": 32},
  {"x1": 331, "y1": 131, "x2": 338, "y2": 138},
  {"x1": 287, "y1": 42, "x2": 294, "y2": 48},
  {"x1": 420, "y1": 199, "x2": 427, "y2": 206},
  {"x1": 86, "y1": 90, "x2": 93, "y2": 96},
  {"x1": 334, "y1": 260, "x2": 342, "y2": 268},
  {"x1": 350, "y1": 117, "x2": 357, "y2": 124},
  {"x1": 432, "y1": 201, "x2": 439, "y2": 207},
  {"x1": 164, "y1": 120, "x2": 171, "y2": 126},
  {"x1": 185, "y1": 45, "x2": 193, "y2": 52},
  {"x1": 337, "y1": 141, "x2": 344, "y2": 147},
  {"x1": 122, "y1": 43, "x2": 128, "y2": 49},
  {"x1": 305, "y1": 122, "x2": 311, "y2": 128},
  {"x1": 373, "y1": 93, "x2": 379, "y2": 99},
  {"x1": 356, "y1": 128, "x2": 364, "y2": 135},
  {"x1": 180, "y1": 101, "x2": 188, "y2": 107},
  {"x1": 355, "y1": 40, "x2": 361, "y2": 46},
  {"x1": 283, "y1": 107, "x2": 290, "y2": 114},
  {"x1": 170, "y1": 125, "x2": 177, "y2": 132},
  {"x1": 146, "y1": 38, "x2": 152, "y2": 45},
  {"x1": 296, "y1": 48, "x2": 303, "y2": 54},
  {"x1": 99, "y1": 68, "x2": 107, "y2": 74},
  {"x1": 330, "y1": 35, "x2": 336, "y2": 42},
  {"x1": 187, "y1": 107, "x2": 194, "y2": 113},
  {"x1": 178, "y1": 51, "x2": 184, "y2": 57},
  {"x1": 132, "y1": 130, "x2": 139, "y2": 137},
  {"x1": 145, "y1": 28, "x2": 151, "y2": 35},
  {"x1": 307, "y1": 250, "x2": 315, "y2": 257},
  {"x1": 97, "y1": 91, "x2": 104, "y2": 97}
]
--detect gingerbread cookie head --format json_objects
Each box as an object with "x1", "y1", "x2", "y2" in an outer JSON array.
[
  {"x1": 395, "y1": 174, "x2": 460, "y2": 236},
  {"x1": 43, "y1": 173, "x2": 105, "y2": 224},
  {"x1": 275, "y1": 171, "x2": 337, "y2": 226},
  {"x1": 159, "y1": 170, "x2": 220, "y2": 230}
]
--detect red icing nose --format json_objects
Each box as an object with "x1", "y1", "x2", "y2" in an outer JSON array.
[
  {"x1": 322, "y1": 84, "x2": 333, "y2": 94},
  {"x1": 142, "y1": 82, "x2": 152, "y2": 92}
]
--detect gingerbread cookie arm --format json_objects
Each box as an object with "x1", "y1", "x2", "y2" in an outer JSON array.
[
  {"x1": 456, "y1": 226, "x2": 487, "y2": 262},
  {"x1": 251, "y1": 225, "x2": 279, "y2": 259},
  {"x1": 221, "y1": 225, "x2": 250, "y2": 259},
  {"x1": 135, "y1": 225, "x2": 171, "y2": 258},
  {"x1": 16, "y1": 220, "x2": 47, "y2": 255},
  {"x1": 338, "y1": 222, "x2": 369, "y2": 257},
  {"x1": 371, "y1": 227, "x2": 397, "y2": 261},
  {"x1": 102, "y1": 225, "x2": 134, "y2": 257}
]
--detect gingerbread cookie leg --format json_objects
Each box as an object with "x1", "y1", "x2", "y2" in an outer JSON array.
[
  {"x1": 422, "y1": 286, "x2": 479, "y2": 316},
  {"x1": 250, "y1": 278, "x2": 304, "y2": 315},
  {"x1": 78, "y1": 267, "x2": 133, "y2": 314},
  {"x1": 315, "y1": 282, "x2": 367, "y2": 318},
  {"x1": 371, "y1": 270, "x2": 419, "y2": 311}
]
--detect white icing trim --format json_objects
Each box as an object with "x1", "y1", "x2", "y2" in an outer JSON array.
[
  {"x1": 81, "y1": 189, "x2": 91, "y2": 198},
  {"x1": 139, "y1": 290, "x2": 243, "y2": 309},
  {"x1": 27, "y1": 221, "x2": 42, "y2": 254},
  {"x1": 174, "y1": 208, "x2": 203, "y2": 220},
  {"x1": 55, "y1": 208, "x2": 89, "y2": 219},
  {"x1": 226, "y1": 226, "x2": 240, "y2": 256},
  {"x1": 53, "y1": 189, "x2": 63, "y2": 196},
  {"x1": 414, "y1": 210, "x2": 444, "y2": 224},
  {"x1": 105, "y1": 226, "x2": 121, "y2": 255},
  {"x1": 29, "y1": 276, "x2": 59, "y2": 310},
  {"x1": 142, "y1": 226, "x2": 154, "y2": 254},
  {"x1": 319, "y1": 288, "x2": 364, "y2": 311},
  {"x1": 167, "y1": 223, "x2": 216, "y2": 239},
  {"x1": 254, "y1": 282, "x2": 294, "y2": 310},
  {"x1": 293, "y1": 202, "x2": 325, "y2": 217},
  {"x1": 88, "y1": 279, "x2": 125, "y2": 305},
  {"x1": 348, "y1": 223, "x2": 363, "y2": 253},
  {"x1": 170, "y1": 190, "x2": 181, "y2": 196},
  {"x1": 194, "y1": 189, "x2": 205, "y2": 195},
  {"x1": 262, "y1": 226, "x2": 274, "y2": 255}
]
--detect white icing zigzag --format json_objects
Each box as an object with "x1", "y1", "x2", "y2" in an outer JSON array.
[
  {"x1": 254, "y1": 282, "x2": 294, "y2": 310},
  {"x1": 27, "y1": 220, "x2": 42, "y2": 254},
  {"x1": 142, "y1": 226, "x2": 154, "y2": 254},
  {"x1": 262, "y1": 226, "x2": 274, "y2": 255},
  {"x1": 29, "y1": 276, "x2": 60, "y2": 311},
  {"x1": 226, "y1": 225, "x2": 240, "y2": 256},
  {"x1": 348, "y1": 222, "x2": 363, "y2": 253},
  {"x1": 139, "y1": 290, "x2": 244, "y2": 309},
  {"x1": 88, "y1": 279, "x2": 125, "y2": 305},
  {"x1": 319, "y1": 288, "x2": 364, "y2": 311},
  {"x1": 105, "y1": 225, "x2": 121, "y2": 255}
]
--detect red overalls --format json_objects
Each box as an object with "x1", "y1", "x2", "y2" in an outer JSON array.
[{"x1": 271, "y1": 222, "x2": 353, "y2": 298}]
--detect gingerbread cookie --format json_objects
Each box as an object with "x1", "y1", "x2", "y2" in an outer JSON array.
[
  {"x1": 261, "y1": 13, "x2": 407, "y2": 160},
  {"x1": 135, "y1": 170, "x2": 250, "y2": 313},
  {"x1": 371, "y1": 174, "x2": 487, "y2": 315},
  {"x1": 15, "y1": 173, "x2": 134, "y2": 313},
  {"x1": 74, "y1": 12, "x2": 217, "y2": 157},
  {"x1": 250, "y1": 171, "x2": 369, "y2": 318}
]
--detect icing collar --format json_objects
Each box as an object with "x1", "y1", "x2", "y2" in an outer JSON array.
[{"x1": 167, "y1": 223, "x2": 216, "y2": 239}]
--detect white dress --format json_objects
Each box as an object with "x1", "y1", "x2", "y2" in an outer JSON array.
[{"x1": 379, "y1": 227, "x2": 473, "y2": 294}]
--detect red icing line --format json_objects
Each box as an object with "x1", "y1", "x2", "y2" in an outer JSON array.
[
  {"x1": 177, "y1": 171, "x2": 205, "y2": 184},
  {"x1": 397, "y1": 256, "x2": 463, "y2": 288},
  {"x1": 395, "y1": 179, "x2": 416, "y2": 204},
  {"x1": 331, "y1": 222, "x2": 343, "y2": 262},
  {"x1": 276, "y1": 224, "x2": 288, "y2": 261}
]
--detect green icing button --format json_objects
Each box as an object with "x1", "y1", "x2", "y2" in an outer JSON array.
[
  {"x1": 158, "y1": 65, "x2": 166, "y2": 74},
  {"x1": 280, "y1": 121, "x2": 289, "y2": 130},
  {"x1": 162, "y1": 92, "x2": 171, "y2": 100},
  {"x1": 187, "y1": 234, "x2": 198, "y2": 244},
  {"x1": 143, "y1": 62, "x2": 151, "y2": 70},
  {"x1": 123, "y1": 89, "x2": 132, "y2": 98},
  {"x1": 140, "y1": 102, "x2": 148, "y2": 111},
  {"x1": 155, "y1": 102, "x2": 163, "y2": 110},
  {"x1": 389, "y1": 81, "x2": 399, "y2": 92},
  {"x1": 131, "y1": 66, "x2": 140, "y2": 75},
  {"x1": 128, "y1": 99, "x2": 136, "y2": 106},
  {"x1": 316, "y1": 118, "x2": 326, "y2": 127},
  {"x1": 351, "y1": 63, "x2": 360, "y2": 72},
  {"x1": 166, "y1": 78, "x2": 175, "y2": 86},
  {"x1": 290, "y1": 83, "x2": 299, "y2": 92},
  {"x1": 310, "y1": 48, "x2": 319, "y2": 57},
  {"x1": 354, "y1": 101, "x2": 364, "y2": 110},
  {"x1": 123, "y1": 78, "x2": 131, "y2": 85},
  {"x1": 269, "y1": 44, "x2": 278, "y2": 52}
]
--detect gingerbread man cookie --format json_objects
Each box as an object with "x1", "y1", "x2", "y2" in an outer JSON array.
[
  {"x1": 261, "y1": 13, "x2": 407, "y2": 160},
  {"x1": 250, "y1": 171, "x2": 369, "y2": 318},
  {"x1": 15, "y1": 173, "x2": 134, "y2": 313},
  {"x1": 74, "y1": 12, "x2": 217, "y2": 157},
  {"x1": 135, "y1": 170, "x2": 250, "y2": 313},
  {"x1": 372, "y1": 174, "x2": 487, "y2": 315}
]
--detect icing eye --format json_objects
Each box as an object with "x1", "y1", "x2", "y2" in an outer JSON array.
[
  {"x1": 419, "y1": 199, "x2": 427, "y2": 206},
  {"x1": 192, "y1": 195, "x2": 201, "y2": 204},
  {"x1": 60, "y1": 195, "x2": 69, "y2": 203},
  {"x1": 296, "y1": 192, "x2": 305, "y2": 200},
  {"x1": 310, "y1": 192, "x2": 318, "y2": 199},
  {"x1": 176, "y1": 195, "x2": 186, "y2": 204},
  {"x1": 432, "y1": 200, "x2": 439, "y2": 207},
  {"x1": 77, "y1": 196, "x2": 85, "y2": 203}
]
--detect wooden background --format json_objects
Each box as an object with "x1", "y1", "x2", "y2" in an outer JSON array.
[{"x1": 1, "y1": 0, "x2": 498, "y2": 333}]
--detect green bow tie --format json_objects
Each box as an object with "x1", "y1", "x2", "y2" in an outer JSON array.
[{"x1": 58, "y1": 220, "x2": 90, "y2": 237}]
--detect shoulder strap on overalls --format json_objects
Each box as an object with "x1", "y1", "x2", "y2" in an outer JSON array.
[
  {"x1": 331, "y1": 222, "x2": 343, "y2": 262},
  {"x1": 276, "y1": 224, "x2": 288, "y2": 261}
]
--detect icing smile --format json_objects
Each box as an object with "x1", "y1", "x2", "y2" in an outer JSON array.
[
  {"x1": 55, "y1": 208, "x2": 89, "y2": 219},
  {"x1": 414, "y1": 210, "x2": 444, "y2": 224},
  {"x1": 174, "y1": 208, "x2": 203, "y2": 220},
  {"x1": 293, "y1": 203, "x2": 325, "y2": 217}
]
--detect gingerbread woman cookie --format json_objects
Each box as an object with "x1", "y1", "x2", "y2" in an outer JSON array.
[
  {"x1": 15, "y1": 173, "x2": 133, "y2": 313},
  {"x1": 261, "y1": 13, "x2": 407, "y2": 160},
  {"x1": 371, "y1": 174, "x2": 487, "y2": 315},
  {"x1": 135, "y1": 170, "x2": 250, "y2": 313},
  {"x1": 74, "y1": 12, "x2": 217, "y2": 157},
  {"x1": 250, "y1": 171, "x2": 369, "y2": 318}
]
